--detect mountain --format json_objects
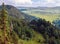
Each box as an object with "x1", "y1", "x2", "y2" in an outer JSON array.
[
  {"x1": 18, "y1": 6, "x2": 60, "y2": 10},
  {"x1": 0, "y1": 5, "x2": 24, "y2": 19},
  {"x1": 0, "y1": 5, "x2": 38, "y2": 22}
]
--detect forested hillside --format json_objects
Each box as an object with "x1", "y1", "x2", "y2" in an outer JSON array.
[{"x1": 0, "y1": 3, "x2": 60, "y2": 44}]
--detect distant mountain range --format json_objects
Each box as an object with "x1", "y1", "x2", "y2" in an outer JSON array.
[
  {"x1": 18, "y1": 6, "x2": 60, "y2": 10},
  {"x1": 18, "y1": 6, "x2": 60, "y2": 14}
]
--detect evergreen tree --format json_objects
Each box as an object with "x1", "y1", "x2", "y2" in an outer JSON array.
[{"x1": 0, "y1": 3, "x2": 9, "y2": 44}]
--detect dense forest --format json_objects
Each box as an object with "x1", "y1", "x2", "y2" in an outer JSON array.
[{"x1": 0, "y1": 3, "x2": 60, "y2": 44}]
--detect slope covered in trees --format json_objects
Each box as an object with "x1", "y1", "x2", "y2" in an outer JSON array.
[
  {"x1": 10, "y1": 16, "x2": 60, "y2": 44},
  {"x1": 29, "y1": 19, "x2": 60, "y2": 44},
  {"x1": 0, "y1": 3, "x2": 60, "y2": 44}
]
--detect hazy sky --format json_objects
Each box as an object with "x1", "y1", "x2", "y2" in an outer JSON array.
[{"x1": 0, "y1": 0, "x2": 60, "y2": 7}]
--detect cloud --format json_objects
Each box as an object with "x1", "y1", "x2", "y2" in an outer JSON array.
[
  {"x1": 46, "y1": 0, "x2": 60, "y2": 7},
  {"x1": 46, "y1": 0, "x2": 54, "y2": 3},
  {"x1": 36, "y1": 0, "x2": 60, "y2": 7},
  {"x1": 14, "y1": 0, "x2": 32, "y2": 6},
  {"x1": 0, "y1": 0, "x2": 32, "y2": 6},
  {"x1": 14, "y1": 0, "x2": 32, "y2": 4},
  {"x1": 0, "y1": 0, "x2": 60, "y2": 7}
]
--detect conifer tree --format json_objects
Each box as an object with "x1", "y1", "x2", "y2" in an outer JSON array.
[{"x1": 1, "y1": 3, "x2": 9, "y2": 44}]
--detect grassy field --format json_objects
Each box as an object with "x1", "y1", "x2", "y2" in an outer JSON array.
[
  {"x1": 22, "y1": 10, "x2": 60, "y2": 23},
  {"x1": 28, "y1": 13, "x2": 59, "y2": 23}
]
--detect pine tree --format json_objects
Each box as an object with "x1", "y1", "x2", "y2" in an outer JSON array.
[{"x1": 0, "y1": 3, "x2": 9, "y2": 44}]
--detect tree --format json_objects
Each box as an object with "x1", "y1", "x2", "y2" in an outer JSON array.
[{"x1": 0, "y1": 3, "x2": 9, "y2": 44}]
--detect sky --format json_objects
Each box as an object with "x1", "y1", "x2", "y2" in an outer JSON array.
[{"x1": 0, "y1": 0, "x2": 60, "y2": 7}]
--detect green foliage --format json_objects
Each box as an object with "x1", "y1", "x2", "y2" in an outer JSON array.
[
  {"x1": 8, "y1": 16, "x2": 45, "y2": 44},
  {"x1": 12, "y1": 18, "x2": 34, "y2": 40},
  {"x1": 7, "y1": 15, "x2": 60, "y2": 44},
  {"x1": 29, "y1": 19, "x2": 60, "y2": 44},
  {"x1": 0, "y1": 4, "x2": 60, "y2": 44}
]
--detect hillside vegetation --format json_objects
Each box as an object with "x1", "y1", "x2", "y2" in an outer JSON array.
[{"x1": 0, "y1": 3, "x2": 60, "y2": 44}]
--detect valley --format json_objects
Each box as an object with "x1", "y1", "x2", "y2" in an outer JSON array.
[{"x1": 21, "y1": 8, "x2": 60, "y2": 23}]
